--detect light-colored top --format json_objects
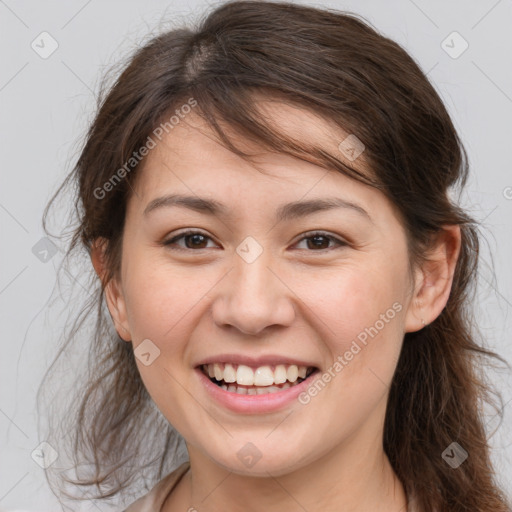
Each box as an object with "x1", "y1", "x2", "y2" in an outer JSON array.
[
  {"x1": 123, "y1": 461, "x2": 420, "y2": 512},
  {"x1": 124, "y1": 462, "x2": 190, "y2": 512}
]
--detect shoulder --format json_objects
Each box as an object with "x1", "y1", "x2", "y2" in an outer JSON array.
[{"x1": 123, "y1": 461, "x2": 190, "y2": 512}]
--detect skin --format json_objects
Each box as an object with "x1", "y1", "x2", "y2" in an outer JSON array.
[{"x1": 91, "y1": 99, "x2": 461, "y2": 512}]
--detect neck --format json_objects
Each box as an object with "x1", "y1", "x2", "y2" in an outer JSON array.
[{"x1": 165, "y1": 426, "x2": 407, "y2": 512}]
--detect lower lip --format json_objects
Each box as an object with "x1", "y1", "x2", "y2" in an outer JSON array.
[{"x1": 195, "y1": 367, "x2": 319, "y2": 414}]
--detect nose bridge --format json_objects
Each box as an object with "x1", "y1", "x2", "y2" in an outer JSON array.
[
  {"x1": 235, "y1": 245, "x2": 274, "y2": 298},
  {"x1": 211, "y1": 239, "x2": 295, "y2": 335}
]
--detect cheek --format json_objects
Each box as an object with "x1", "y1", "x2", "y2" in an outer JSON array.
[
  {"x1": 121, "y1": 259, "x2": 196, "y2": 352},
  {"x1": 121, "y1": 263, "x2": 197, "y2": 418},
  {"x1": 297, "y1": 262, "x2": 406, "y2": 340},
  {"x1": 295, "y1": 259, "x2": 409, "y2": 392}
]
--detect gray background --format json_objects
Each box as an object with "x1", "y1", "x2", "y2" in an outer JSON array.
[{"x1": 1, "y1": 0, "x2": 511, "y2": 510}]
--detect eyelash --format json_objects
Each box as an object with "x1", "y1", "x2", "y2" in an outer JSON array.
[{"x1": 162, "y1": 229, "x2": 348, "y2": 253}]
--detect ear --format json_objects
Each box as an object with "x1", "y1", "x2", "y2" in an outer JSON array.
[
  {"x1": 90, "y1": 237, "x2": 131, "y2": 342},
  {"x1": 404, "y1": 225, "x2": 461, "y2": 333}
]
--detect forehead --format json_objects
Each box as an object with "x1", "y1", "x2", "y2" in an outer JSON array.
[
  {"x1": 131, "y1": 98, "x2": 374, "y2": 203},
  {"x1": 122, "y1": 100, "x2": 407, "y2": 245}
]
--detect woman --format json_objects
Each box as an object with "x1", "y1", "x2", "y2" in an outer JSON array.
[{"x1": 40, "y1": 1, "x2": 511, "y2": 511}]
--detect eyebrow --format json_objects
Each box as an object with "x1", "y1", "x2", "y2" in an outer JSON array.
[{"x1": 143, "y1": 193, "x2": 373, "y2": 223}]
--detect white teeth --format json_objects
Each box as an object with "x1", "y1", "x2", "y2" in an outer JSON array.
[
  {"x1": 274, "y1": 365, "x2": 288, "y2": 384},
  {"x1": 254, "y1": 366, "x2": 274, "y2": 386},
  {"x1": 223, "y1": 363, "x2": 237, "y2": 383},
  {"x1": 236, "y1": 364, "x2": 255, "y2": 385},
  {"x1": 287, "y1": 365, "x2": 299, "y2": 383},
  {"x1": 214, "y1": 363, "x2": 223, "y2": 381},
  {"x1": 205, "y1": 362, "x2": 313, "y2": 386},
  {"x1": 213, "y1": 380, "x2": 294, "y2": 395}
]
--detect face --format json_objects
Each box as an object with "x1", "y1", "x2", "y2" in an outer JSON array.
[{"x1": 102, "y1": 101, "x2": 423, "y2": 477}]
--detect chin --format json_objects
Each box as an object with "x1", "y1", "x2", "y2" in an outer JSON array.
[{"x1": 206, "y1": 446, "x2": 308, "y2": 478}]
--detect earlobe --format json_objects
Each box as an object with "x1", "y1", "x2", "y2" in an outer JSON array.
[
  {"x1": 404, "y1": 225, "x2": 461, "y2": 333},
  {"x1": 91, "y1": 237, "x2": 132, "y2": 342}
]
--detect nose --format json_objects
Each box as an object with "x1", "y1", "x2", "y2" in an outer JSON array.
[{"x1": 210, "y1": 248, "x2": 296, "y2": 336}]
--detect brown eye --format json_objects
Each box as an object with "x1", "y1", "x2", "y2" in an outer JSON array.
[
  {"x1": 163, "y1": 230, "x2": 216, "y2": 250},
  {"x1": 163, "y1": 230, "x2": 347, "y2": 253},
  {"x1": 306, "y1": 235, "x2": 331, "y2": 250},
  {"x1": 295, "y1": 232, "x2": 347, "y2": 251},
  {"x1": 183, "y1": 233, "x2": 209, "y2": 249}
]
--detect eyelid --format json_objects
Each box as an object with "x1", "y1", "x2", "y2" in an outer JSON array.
[
  {"x1": 293, "y1": 230, "x2": 349, "y2": 250},
  {"x1": 163, "y1": 229, "x2": 349, "y2": 252},
  {"x1": 163, "y1": 229, "x2": 218, "y2": 250}
]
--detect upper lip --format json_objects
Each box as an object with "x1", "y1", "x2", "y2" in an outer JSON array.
[{"x1": 195, "y1": 354, "x2": 319, "y2": 369}]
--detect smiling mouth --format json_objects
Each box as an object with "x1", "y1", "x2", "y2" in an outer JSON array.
[{"x1": 200, "y1": 363, "x2": 318, "y2": 395}]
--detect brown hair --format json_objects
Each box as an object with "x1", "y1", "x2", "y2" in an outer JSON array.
[{"x1": 40, "y1": 1, "x2": 511, "y2": 510}]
